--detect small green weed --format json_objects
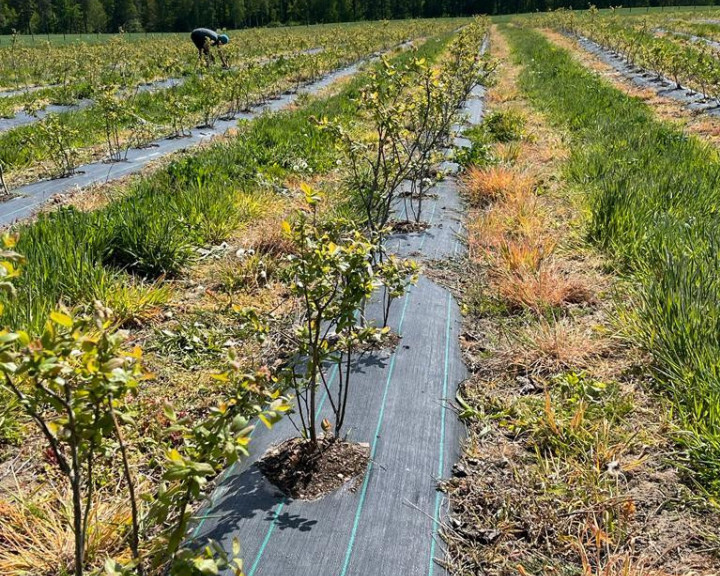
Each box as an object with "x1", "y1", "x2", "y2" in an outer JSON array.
[{"x1": 484, "y1": 108, "x2": 526, "y2": 143}]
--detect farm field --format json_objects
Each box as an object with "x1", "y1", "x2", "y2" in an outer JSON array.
[{"x1": 1, "y1": 8, "x2": 720, "y2": 576}]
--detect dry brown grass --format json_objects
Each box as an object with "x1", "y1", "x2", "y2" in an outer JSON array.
[
  {"x1": 568, "y1": 518, "x2": 681, "y2": 576},
  {"x1": 462, "y1": 165, "x2": 533, "y2": 207},
  {"x1": 239, "y1": 215, "x2": 297, "y2": 258},
  {"x1": 0, "y1": 486, "x2": 134, "y2": 576},
  {"x1": 468, "y1": 183, "x2": 551, "y2": 256},
  {"x1": 493, "y1": 141, "x2": 523, "y2": 164},
  {"x1": 508, "y1": 316, "x2": 609, "y2": 375},
  {"x1": 464, "y1": 163, "x2": 592, "y2": 312},
  {"x1": 492, "y1": 258, "x2": 594, "y2": 312},
  {"x1": 487, "y1": 84, "x2": 520, "y2": 104},
  {"x1": 497, "y1": 235, "x2": 555, "y2": 273}
]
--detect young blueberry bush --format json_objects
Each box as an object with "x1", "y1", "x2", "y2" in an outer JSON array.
[
  {"x1": 281, "y1": 186, "x2": 387, "y2": 447},
  {"x1": 328, "y1": 17, "x2": 490, "y2": 232},
  {"x1": 0, "y1": 233, "x2": 290, "y2": 576}
]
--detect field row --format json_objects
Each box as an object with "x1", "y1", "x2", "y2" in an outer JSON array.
[
  {"x1": 0, "y1": 18, "x2": 491, "y2": 574},
  {"x1": 529, "y1": 13, "x2": 720, "y2": 492},
  {"x1": 0, "y1": 21, "x2": 454, "y2": 93},
  {"x1": 444, "y1": 21, "x2": 720, "y2": 575}
]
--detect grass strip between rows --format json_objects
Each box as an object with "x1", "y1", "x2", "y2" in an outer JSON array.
[{"x1": 504, "y1": 22, "x2": 720, "y2": 493}]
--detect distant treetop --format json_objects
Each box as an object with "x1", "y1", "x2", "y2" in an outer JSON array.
[{"x1": 0, "y1": 0, "x2": 713, "y2": 35}]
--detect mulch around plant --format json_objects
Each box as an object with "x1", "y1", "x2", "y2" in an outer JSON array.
[
  {"x1": 389, "y1": 219, "x2": 431, "y2": 233},
  {"x1": 258, "y1": 437, "x2": 370, "y2": 501}
]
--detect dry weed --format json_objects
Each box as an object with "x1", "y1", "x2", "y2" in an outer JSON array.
[
  {"x1": 494, "y1": 141, "x2": 523, "y2": 164},
  {"x1": 239, "y1": 216, "x2": 296, "y2": 258},
  {"x1": 462, "y1": 165, "x2": 533, "y2": 207},
  {"x1": 0, "y1": 486, "x2": 133, "y2": 576},
  {"x1": 509, "y1": 316, "x2": 609, "y2": 376},
  {"x1": 492, "y1": 258, "x2": 594, "y2": 312}
]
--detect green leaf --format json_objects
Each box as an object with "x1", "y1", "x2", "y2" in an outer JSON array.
[
  {"x1": 193, "y1": 558, "x2": 219, "y2": 575},
  {"x1": 50, "y1": 311, "x2": 73, "y2": 328}
]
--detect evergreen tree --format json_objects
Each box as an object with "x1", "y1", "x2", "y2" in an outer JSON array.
[
  {"x1": 0, "y1": 0, "x2": 710, "y2": 35},
  {"x1": 86, "y1": 0, "x2": 107, "y2": 30}
]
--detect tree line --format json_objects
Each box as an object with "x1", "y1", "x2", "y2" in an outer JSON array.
[{"x1": 0, "y1": 0, "x2": 712, "y2": 35}]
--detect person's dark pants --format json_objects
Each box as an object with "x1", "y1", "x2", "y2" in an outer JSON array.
[{"x1": 191, "y1": 32, "x2": 211, "y2": 56}]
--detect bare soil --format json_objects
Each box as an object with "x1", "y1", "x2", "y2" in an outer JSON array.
[
  {"x1": 389, "y1": 219, "x2": 431, "y2": 233},
  {"x1": 258, "y1": 437, "x2": 370, "y2": 501}
]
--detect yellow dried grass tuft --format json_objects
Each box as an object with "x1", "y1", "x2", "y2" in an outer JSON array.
[{"x1": 0, "y1": 486, "x2": 133, "y2": 576}]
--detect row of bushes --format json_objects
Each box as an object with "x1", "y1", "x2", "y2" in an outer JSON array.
[{"x1": 0, "y1": 27, "x2": 482, "y2": 576}]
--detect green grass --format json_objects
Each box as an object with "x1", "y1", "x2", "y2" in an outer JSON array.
[{"x1": 505, "y1": 24, "x2": 720, "y2": 493}]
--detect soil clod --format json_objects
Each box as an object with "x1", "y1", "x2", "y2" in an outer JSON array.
[
  {"x1": 258, "y1": 437, "x2": 370, "y2": 500},
  {"x1": 389, "y1": 219, "x2": 431, "y2": 233}
]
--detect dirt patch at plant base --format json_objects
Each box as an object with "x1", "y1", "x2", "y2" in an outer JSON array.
[
  {"x1": 353, "y1": 329, "x2": 401, "y2": 353},
  {"x1": 390, "y1": 219, "x2": 431, "y2": 233},
  {"x1": 258, "y1": 437, "x2": 369, "y2": 500}
]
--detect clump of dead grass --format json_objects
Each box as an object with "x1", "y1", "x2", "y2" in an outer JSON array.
[
  {"x1": 507, "y1": 316, "x2": 609, "y2": 376},
  {"x1": 0, "y1": 486, "x2": 133, "y2": 576},
  {"x1": 239, "y1": 216, "x2": 296, "y2": 258},
  {"x1": 462, "y1": 165, "x2": 533, "y2": 207},
  {"x1": 493, "y1": 141, "x2": 523, "y2": 164},
  {"x1": 471, "y1": 211, "x2": 593, "y2": 312},
  {"x1": 492, "y1": 258, "x2": 595, "y2": 312},
  {"x1": 468, "y1": 187, "x2": 549, "y2": 255},
  {"x1": 487, "y1": 84, "x2": 519, "y2": 105},
  {"x1": 464, "y1": 149, "x2": 593, "y2": 313}
]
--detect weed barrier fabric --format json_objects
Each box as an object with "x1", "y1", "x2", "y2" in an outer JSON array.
[
  {"x1": 0, "y1": 84, "x2": 55, "y2": 99},
  {"x1": 188, "y1": 82, "x2": 485, "y2": 576},
  {"x1": 0, "y1": 54, "x2": 366, "y2": 228},
  {"x1": 0, "y1": 99, "x2": 93, "y2": 133},
  {"x1": 0, "y1": 78, "x2": 183, "y2": 135},
  {"x1": 574, "y1": 35, "x2": 720, "y2": 116}
]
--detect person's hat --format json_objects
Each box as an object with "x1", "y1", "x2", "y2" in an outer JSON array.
[{"x1": 219, "y1": 34, "x2": 229, "y2": 45}]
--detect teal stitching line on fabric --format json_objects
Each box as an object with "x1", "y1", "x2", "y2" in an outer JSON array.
[
  {"x1": 427, "y1": 237, "x2": 460, "y2": 575},
  {"x1": 244, "y1": 197, "x2": 441, "y2": 575},
  {"x1": 339, "y1": 192, "x2": 438, "y2": 576},
  {"x1": 247, "y1": 499, "x2": 286, "y2": 576},
  {"x1": 245, "y1": 366, "x2": 336, "y2": 576},
  {"x1": 428, "y1": 289, "x2": 453, "y2": 576},
  {"x1": 338, "y1": 283, "x2": 414, "y2": 576}
]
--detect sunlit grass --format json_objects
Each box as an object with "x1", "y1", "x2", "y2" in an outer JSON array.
[{"x1": 506, "y1": 24, "x2": 720, "y2": 492}]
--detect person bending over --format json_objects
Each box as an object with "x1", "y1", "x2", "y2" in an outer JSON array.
[{"x1": 191, "y1": 28, "x2": 229, "y2": 67}]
